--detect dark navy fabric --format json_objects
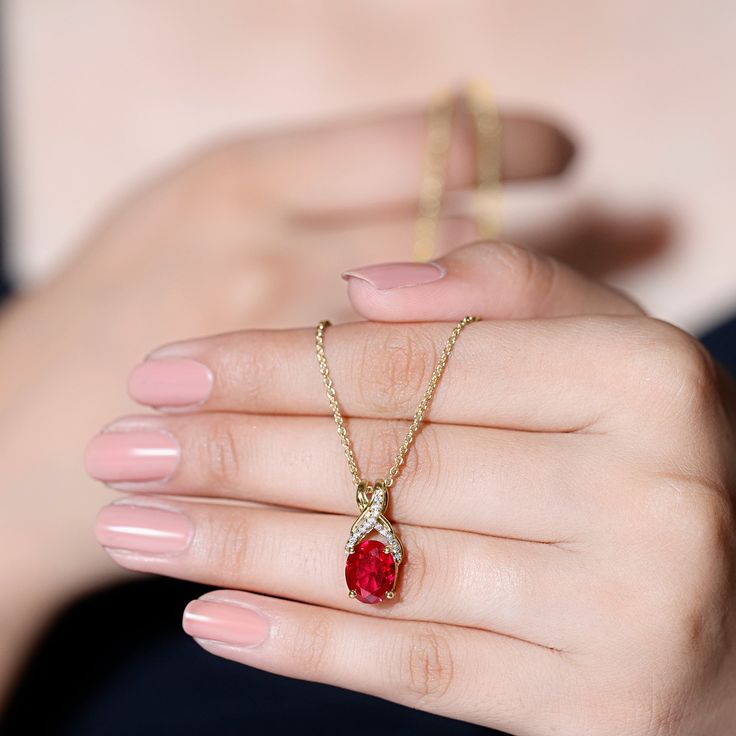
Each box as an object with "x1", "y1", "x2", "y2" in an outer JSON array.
[
  {"x1": 0, "y1": 579, "x2": 497, "y2": 736},
  {"x1": 701, "y1": 314, "x2": 736, "y2": 376}
]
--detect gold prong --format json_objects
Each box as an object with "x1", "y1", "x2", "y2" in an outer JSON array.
[
  {"x1": 347, "y1": 546, "x2": 354, "y2": 554},
  {"x1": 348, "y1": 590, "x2": 357, "y2": 598},
  {"x1": 385, "y1": 591, "x2": 395, "y2": 599},
  {"x1": 383, "y1": 546, "x2": 391, "y2": 554}
]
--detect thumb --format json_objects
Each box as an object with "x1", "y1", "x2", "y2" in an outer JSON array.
[{"x1": 343, "y1": 240, "x2": 642, "y2": 321}]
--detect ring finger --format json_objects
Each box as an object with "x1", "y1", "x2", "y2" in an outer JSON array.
[{"x1": 96, "y1": 494, "x2": 581, "y2": 649}]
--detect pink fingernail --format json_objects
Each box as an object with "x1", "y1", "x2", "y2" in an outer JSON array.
[
  {"x1": 183, "y1": 599, "x2": 270, "y2": 647},
  {"x1": 341, "y1": 261, "x2": 446, "y2": 290},
  {"x1": 84, "y1": 431, "x2": 180, "y2": 483},
  {"x1": 128, "y1": 358, "x2": 213, "y2": 409},
  {"x1": 96, "y1": 502, "x2": 193, "y2": 555}
]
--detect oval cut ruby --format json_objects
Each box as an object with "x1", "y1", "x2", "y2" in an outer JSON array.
[{"x1": 345, "y1": 539, "x2": 396, "y2": 604}]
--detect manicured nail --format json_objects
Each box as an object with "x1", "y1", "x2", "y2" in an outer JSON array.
[
  {"x1": 183, "y1": 599, "x2": 270, "y2": 647},
  {"x1": 341, "y1": 261, "x2": 446, "y2": 290},
  {"x1": 96, "y1": 502, "x2": 193, "y2": 555},
  {"x1": 128, "y1": 358, "x2": 213, "y2": 409},
  {"x1": 85, "y1": 430, "x2": 180, "y2": 484}
]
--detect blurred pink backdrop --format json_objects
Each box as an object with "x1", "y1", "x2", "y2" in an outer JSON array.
[{"x1": 5, "y1": 0, "x2": 736, "y2": 331}]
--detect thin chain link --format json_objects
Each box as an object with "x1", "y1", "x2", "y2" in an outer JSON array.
[
  {"x1": 412, "y1": 81, "x2": 503, "y2": 262},
  {"x1": 315, "y1": 317, "x2": 479, "y2": 489},
  {"x1": 465, "y1": 79, "x2": 503, "y2": 239},
  {"x1": 412, "y1": 89, "x2": 455, "y2": 263}
]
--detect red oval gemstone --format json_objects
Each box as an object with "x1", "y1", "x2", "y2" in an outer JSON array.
[{"x1": 345, "y1": 539, "x2": 396, "y2": 604}]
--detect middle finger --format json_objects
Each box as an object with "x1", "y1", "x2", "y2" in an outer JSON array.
[
  {"x1": 95, "y1": 495, "x2": 580, "y2": 650},
  {"x1": 86, "y1": 412, "x2": 602, "y2": 542}
]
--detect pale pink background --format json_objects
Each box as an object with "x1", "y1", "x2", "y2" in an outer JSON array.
[{"x1": 4, "y1": 1, "x2": 736, "y2": 332}]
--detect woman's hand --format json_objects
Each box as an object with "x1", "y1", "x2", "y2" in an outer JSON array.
[
  {"x1": 86, "y1": 242, "x2": 736, "y2": 735},
  {"x1": 0, "y1": 105, "x2": 574, "y2": 709}
]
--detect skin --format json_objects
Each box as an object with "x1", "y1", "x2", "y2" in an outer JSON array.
[
  {"x1": 89, "y1": 239, "x2": 736, "y2": 735},
  {"x1": 0, "y1": 104, "x2": 578, "y2": 710}
]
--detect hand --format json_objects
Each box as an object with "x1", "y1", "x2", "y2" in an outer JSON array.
[
  {"x1": 0, "y1": 105, "x2": 574, "y2": 709},
  {"x1": 86, "y1": 242, "x2": 736, "y2": 735}
]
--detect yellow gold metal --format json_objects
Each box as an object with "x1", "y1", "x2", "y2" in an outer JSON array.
[
  {"x1": 316, "y1": 318, "x2": 478, "y2": 490},
  {"x1": 349, "y1": 480, "x2": 399, "y2": 545},
  {"x1": 385, "y1": 591, "x2": 395, "y2": 599},
  {"x1": 412, "y1": 80, "x2": 503, "y2": 263},
  {"x1": 413, "y1": 89, "x2": 455, "y2": 262},
  {"x1": 348, "y1": 590, "x2": 357, "y2": 598},
  {"x1": 315, "y1": 316, "x2": 479, "y2": 602},
  {"x1": 465, "y1": 79, "x2": 503, "y2": 240}
]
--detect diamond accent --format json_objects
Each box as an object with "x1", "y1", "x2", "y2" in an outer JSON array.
[{"x1": 344, "y1": 481, "x2": 403, "y2": 565}]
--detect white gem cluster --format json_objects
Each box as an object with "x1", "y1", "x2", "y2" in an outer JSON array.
[{"x1": 344, "y1": 485, "x2": 402, "y2": 563}]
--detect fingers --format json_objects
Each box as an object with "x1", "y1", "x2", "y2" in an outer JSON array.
[
  {"x1": 129, "y1": 318, "x2": 633, "y2": 431},
  {"x1": 232, "y1": 105, "x2": 575, "y2": 218},
  {"x1": 180, "y1": 589, "x2": 564, "y2": 735},
  {"x1": 85, "y1": 412, "x2": 599, "y2": 542},
  {"x1": 344, "y1": 241, "x2": 643, "y2": 323},
  {"x1": 95, "y1": 496, "x2": 578, "y2": 648}
]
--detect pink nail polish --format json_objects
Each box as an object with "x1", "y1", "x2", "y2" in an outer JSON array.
[
  {"x1": 128, "y1": 358, "x2": 213, "y2": 409},
  {"x1": 183, "y1": 599, "x2": 270, "y2": 647},
  {"x1": 84, "y1": 431, "x2": 180, "y2": 483},
  {"x1": 96, "y1": 502, "x2": 193, "y2": 554},
  {"x1": 342, "y1": 261, "x2": 446, "y2": 290}
]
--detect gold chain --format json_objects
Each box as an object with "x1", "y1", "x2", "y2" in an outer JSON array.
[
  {"x1": 412, "y1": 80, "x2": 503, "y2": 262},
  {"x1": 315, "y1": 316, "x2": 479, "y2": 489},
  {"x1": 465, "y1": 79, "x2": 503, "y2": 239},
  {"x1": 412, "y1": 89, "x2": 456, "y2": 263}
]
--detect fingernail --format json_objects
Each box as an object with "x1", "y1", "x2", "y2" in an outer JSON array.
[
  {"x1": 128, "y1": 358, "x2": 213, "y2": 409},
  {"x1": 96, "y1": 502, "x2": 193, "y2": 555},
  {"x1": 183, "y1": 599, "x2": 270, "y2": 647},
  {"x1": 341, "y1": 261, "x2": 446, "y2": 290},
  {"x1": 85, "y1": 430, "x2": 180, "y2": 484}
]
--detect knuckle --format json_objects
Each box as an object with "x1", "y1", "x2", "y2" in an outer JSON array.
[
  {"x1": 221, "y1": 333, "x2": 272, "y2": 405},
  {"x1": 202, "y1": 416, "x2": 245, "y2": 491},
  {"x1": 286, "y1": 611, "x2": 333, "y2": 680},
  {"x1": 358, "y1": 421, "x2": 406, "y2": 476},
  {"x1": 629, "y1": 320, "x2": 719, "y2": 411},
  {"x1": 203, "y1": 509, "x2": 252, "y2": 580},
  {"x1": 358, "y1": 422, "x2": 441, "y2": 517},
  {"x1": 628, "y1": 480, "x2": 734, "y2": 657},
  {"x1": 490, "y1": 242, "x2": 558, "y2": 312},
  {"x1": 667, "y1": 484, "x2": 733, "y2": 570},
  {"x1": 356, "y1": 324, "x2": 436, "y2": 418},
  {"x1": 392, "y1": 624, "x2": 455, "y2": 707}
]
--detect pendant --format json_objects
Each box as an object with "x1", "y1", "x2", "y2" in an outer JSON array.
[{"x1": 344, "y1": 480, "x2": 403, "y2": 604}]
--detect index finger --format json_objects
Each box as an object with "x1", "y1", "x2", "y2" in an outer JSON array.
[
  {"x1": 206, "y1": 102, "x2": 574, "y2": 218},
  {"x1": 128, "y1": 318, "x2": 626, "y2": 433}
]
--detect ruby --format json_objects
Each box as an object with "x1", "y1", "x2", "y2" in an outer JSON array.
[{"x1": 345, "y1": 539, "x2": 396, "y2": 604}]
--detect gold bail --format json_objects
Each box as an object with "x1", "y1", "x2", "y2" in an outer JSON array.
[{"x1": 356, "y1": 479, "x2": 388, "y2": 513}]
